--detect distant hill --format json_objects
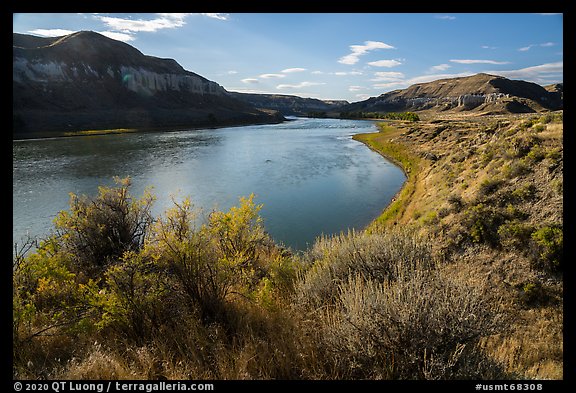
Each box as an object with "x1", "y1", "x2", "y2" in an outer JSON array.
[
  {"x1": 229, "y1": 92, "x2": 348, "y2": 116},
  {"x1": 13, "y1": 31, "x2": 283, "y2": 138},
  {"x1": 341, "y1": 73, "x2": 563, "y2": 115}
]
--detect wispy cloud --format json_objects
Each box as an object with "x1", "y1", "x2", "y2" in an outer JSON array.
[
  {"x1": 372, "y1": 61, "x2": 563, "y2": 93},
  {"x1": 27, "y1": 28, "x2": 76, "y2": 37},
  {"x1": 450, "y1": 59, "x2": 511, "y2": 65},
  {"x1": 355, "y1": 94, "x2": 372, "y2": 100},
  {"x1": 198, "y1": 13, "x2": 229, "y2": 21},
  {"x1": 95, "y1": 14, "x2": 192, "y2": 33},
  {"x1": 259, "y1": 73, "x2": 286, "y2": 79},
  {"x1": 277, "y1": 81, "x2": 326, "y2": 89},
  {"x1": 90, "y1": 13, "x2": 227, "y2": 42},
  {"x1": 429, "y1": 64, "x2": 451, "y2": 72},
  {"x1": 281, "y1": 68, "x2": 307, "y2": 73},
  {"x1": 348, "y1": 85, "x2": 366, "y2": 92},
  {"x1": 27, "y1": 28, "x2": 135, "y2": 42},
  {"x1": 371, "y1": 71, "x2": 405, "y2": 82},
  {"x1": 372, "y1": 72, "x2": 475, "y2": 91},
  {"x1": 481, "y1": 45, "x2": 497, "y2": 50},
  {"x1": 518, "y1": 42, "x2": 557, "y2": 51},
  {"x1": 99, "y1": 31, "x2": 136, "y2": 42},
  {"x1": 435, "y1": 15, "x2": 456, "y2": 20},
  {"x1": 332, "y1": 71, "x2": 363, "y2": 76},
  {"x1": 367, "y1": 59, "x2": 402, "y2": 68},
  {"x1": 227, "y1": 70, "x2": 238, "y2": 75},
  {"x1": 241, "y1": 78, "x2": 259, "y2": 84},
  {"x1": 338, "y1": 40, "x2": 395, "y2": 65},
  {"x1": 486, "y1": 61, "x2": 563, "y2": 83}
]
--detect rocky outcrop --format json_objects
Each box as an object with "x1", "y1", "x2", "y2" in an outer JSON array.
[
  {"x1": 229, "y1": 92, "x2": 348, "y2": 116},
  {"x1": 13, "y1": 31, "x2": 283, "y2": 138},
  {"x1": 341, "y1": 73, "x2": 562, "y2": 115}
]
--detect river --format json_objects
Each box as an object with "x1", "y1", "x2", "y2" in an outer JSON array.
[{"x1": 13, "y1": 117, "x2": 405, "y2": 251}]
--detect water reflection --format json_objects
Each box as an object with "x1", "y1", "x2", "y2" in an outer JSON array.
[{"x1": 13, "y1": 118, "x2": 405, "y2": 251}]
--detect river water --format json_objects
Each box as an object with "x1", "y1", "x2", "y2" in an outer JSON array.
[{"x1": 13, "y1": 117, "x2": 405, "y2": 251}]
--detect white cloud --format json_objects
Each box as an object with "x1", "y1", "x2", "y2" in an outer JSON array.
[
  {"x1": 241, "y1": 78, "x2": 259, "y2": 84},
  {"x1": 518, "y1": 42, "x2": 557, "y2": 52},
  {"x1": 95, "y1": 14, "x2": 191, "y2": 33},
  {"x1": 372, "y1": 72, "x2": 475, "y2": 91},
  {"x1": 348, "y1": 85, "x2": 366, "y2": 92},
  {"x1": 27, "y1": 28, "x2": 77, "y2": 37},
  {"x1": 338, "y1": 40, "x2": 395, "y2": 65},
  {"x1": 450, "y1": 59, "x2": 511, "y2": 65},
  {"x1": 281, "y1": 68, "x2": 307, "y2": 73},
  {"x1": 371, "y1": 71, "x2": 405, "y2": 82},
  {"x1": 27, "y1": 28, "x2": 135, "y2": 42},
  {"x1": 98, "y1": 31, "x2": 136, "y2": 42},
  {"x1": 429, "y1": 64, "x2": 451, "y2": 72},
  {"x1": 198, "y1": 13, "x2": 229, "y2": 20},
  {"x1": 227, "y1": 70, "x2": 238, "y2": 74},
  {"x1": 355, "y1": 94, "x2": 372, "y2": 100},
  {"x1": 435, "y1": 15, "x2": 456, "y2": 20},
  {"x1": 486, "y1": 61, "x2": 563, "y2": 83},
  {"x1": 276, "y1": 81, "x2": 326, "y2": 89},
  {"x1": 371, "y1": 62, "x2": 563, "y2": 94},
  {"x1": 481, "y1": 45, "x2": 498, "y2": 49},
  {"x1": 259, "y1": 73, "x2": 286, "y2": 79},
  {"x1": 333, "y1": 71, "x2": 363, "y2": 76},
  {"x1": 92, "y1": 13, "x2": 227, "y2": 36},
  {"x1": 372, "y1": 81, "x2": 408, "y2": 90},
  {"x1": 367, "y1": 59, "x2": 402, "y2": 68},
  {"x1": 311, "y1": 70, "x2": 324, "y2": 75}
]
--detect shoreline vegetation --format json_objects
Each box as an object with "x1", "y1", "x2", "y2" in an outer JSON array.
[
  {"x1": 13, "y1": 114, "x2": 286, "y2": 141},
  {"x1": 13, "y1": 112, "x2": 563, "y2": 380}
]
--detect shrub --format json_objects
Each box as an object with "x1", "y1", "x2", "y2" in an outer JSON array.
[
  {"x1": 53, "y1": 177, "x2": 155, "y2": 273},
  {"x1": 296, "y1": 229, "x2": 433, "y2": 308},
  {"x1": 530, "y1": 225, "x2": 563, "y2": 271},
  {"x1": 497, "y1": 221, "x2": 535, "y2": 249},
  {"x1": 462, "y1": 203, "x2": 507, "y2": 246},
  {"x1": 477, "y1": 177, "x2": 505, "y2": 198},
  {"x1": 502, "y1": 160, "x2": 531, "y2": 179},
  {"x1": 313, "y1": 264, "x2": 505, "y2": 379}
]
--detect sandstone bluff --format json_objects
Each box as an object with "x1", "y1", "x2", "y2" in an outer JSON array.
[{"x1": 13, "y1": 31, "x2": 283, "y2": 138}]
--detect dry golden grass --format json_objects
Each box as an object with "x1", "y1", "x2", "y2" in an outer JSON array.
[
  {"x1": 14, "y1": 111, "x2": 562, "y2": 380},
  {"x1": 351, "y1": 112, "x2": 563, "y2": 380}
]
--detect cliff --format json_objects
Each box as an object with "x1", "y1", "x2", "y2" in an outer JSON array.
[
  {"x1": 341, "y1": 73, "x2": 562, "y2": 115},
  {"x1": 229, "y1": 92, "x2": 348, "y2": 116},
  {"x1": 13, "y1": 31, "x2": 283, "y2": 138}
]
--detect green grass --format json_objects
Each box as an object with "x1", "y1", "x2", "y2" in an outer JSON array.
[
  {"x1": 353, "y1": 123, "x2": 422, "y2": 229},
  {"x1": 63, "y1": 128, "x2": 137, "y2": 137}
]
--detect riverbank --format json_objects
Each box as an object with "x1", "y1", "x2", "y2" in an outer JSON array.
[
  {"x1": 353, "y1": 124, "x2": 422, "y2": 229},
  {"x1": 352, "y1": 113, "x2": 563, "y2": 379},
  {"x1": 13, "y1": 112, "x2": 286, "y2": 140}
]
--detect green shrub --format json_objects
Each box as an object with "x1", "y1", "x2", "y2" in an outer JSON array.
[
  {"x1": 463, "y1": 203, "x2": 507, "y2": 245},
  {"x1": 53, "y1": 177, "x2": 155, "y2": 273},
  {"x1": 502, "y1": 160, "x2": 531, "y2": 179},
  {"x1": 477, "y1": 177, "x2": 505, "y2": 198},
  {"x1": 497, "y1": 221, "x2": 534, "y2": 249},
  {"x1": 510, "y1": 183, "x2": 537, "y2": 201},
  {"x1": 530, "y1": 225, "x2": 563, "y2": 271}
]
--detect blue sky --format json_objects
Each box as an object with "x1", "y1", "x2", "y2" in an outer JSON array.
[{"x1": 13, "y1": 13, "x2": 563, "y2": 103}]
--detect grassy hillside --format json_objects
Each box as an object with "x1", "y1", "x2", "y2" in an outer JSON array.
[
  {"x1": 13, "y1": 112, "x2": 562, "y2": 380},
  {"x1": 355, "y1": 112, "x2": 563, "y2": 378}
]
